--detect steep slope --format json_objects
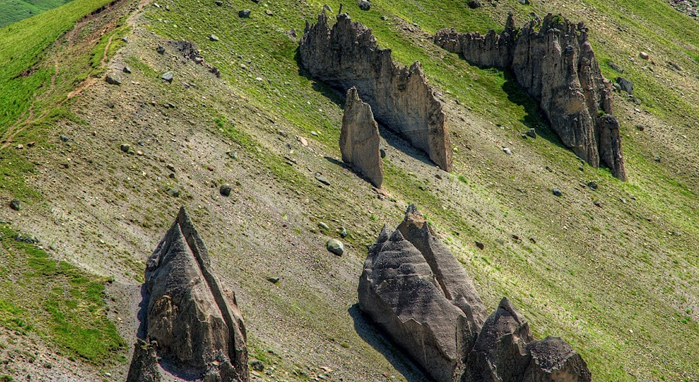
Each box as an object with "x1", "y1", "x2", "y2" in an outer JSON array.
[{"x1": 0, "y1": 0, "x2": 698, "y2": 381}]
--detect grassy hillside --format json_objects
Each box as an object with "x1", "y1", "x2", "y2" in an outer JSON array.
[
  {"x1": 0, "y1": 0, "x2": 698, "y2": 380},
  {"x1": 0, "y1": 0, "x2": 75, "y2": 28}
]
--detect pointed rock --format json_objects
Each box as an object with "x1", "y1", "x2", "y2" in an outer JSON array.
[
  {"x1": 358, "y1": 227, "x2": 469, "y2": 382},
  {"x1": 524, "y1": 337, "x2": 592, "y2": 381},
  {"x1": 435, "y1": 14, "x2": 626, "y2": 180},
  {"x1": 464, "y1": 297, "x2": 534, "y2": 381},
  {"x1": 340, "y1": 87, "x2": 383, "y2": 187},
  {"x1": 300, "y1": 11, "x2": 452, "y2": 171},
  {"x1": 397, "y1": 204, "x2": 487, "y2": 342},
  {"x1": 127, "y1": 207, "x2": 248, "y2": 382}
]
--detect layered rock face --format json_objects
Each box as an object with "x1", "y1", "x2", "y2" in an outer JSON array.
[
  {"x1": 340, "y1": 87, "x2": 384, "y2": 187},
  {"x1": 359, "y1": 205, "x2": 591, "y2": 382},
  {"x1": 435, "y1": 14, "x2": 626, "y2": 180},
  {"x1": 127, "y1": 207, "x2": 248, "y2": 382},
  {"x1": 300, "y1": 11, "x2": 452, "y2": 171}
]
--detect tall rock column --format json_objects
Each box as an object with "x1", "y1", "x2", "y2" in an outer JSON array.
[
  {"x1": 340, "y1": 87, "x2": 384, "y2": 187},
  {"x1": 300, "y1": 11, "x2": 453, "y2": 171}
]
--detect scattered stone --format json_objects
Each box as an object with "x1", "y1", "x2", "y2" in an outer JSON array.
[
  {"x1": 266, "y1": 277, "x2": 279, "y2": 284},
  {"x1": 358, "y1": 0, "x2": 371, "y2": 10},
  {"x1": 250, "y1": 360, "x2": 264, "y2": 371},
  {"x1": 126, "y1": 207, "x2": 249, "y2": 382},
  {"x1": 587, "y1": 181, "x2": 598, "y2": 190},
  {"x1": 166, "y1": 187, "x2": 180, "y2": 197},
  {"x1": 517, "y1": 0, "x2": 530, "y2": 4},
  {"x1": 239, "y1": 9, "x2": 251, "y2": 17},
  {"x1": 503, "y1": 147, "x2": 512, "y2": 155},
  {"x1": 552, "y1": 188, "x2": 562, "y2": 197},
  {"x1": 326, "y1": 239, "x2": 344, "y2": 256},
  {"x1": 161, "y1": 71, "x2": 174, "y2": 83},
  {"x1": 9, "y1": 199, "x2": 21, "y2": 211},
  {"x1": 314, "y1": 173, "x2": 331, "y2": 186},
  {"x1": 475, "y1": 241, "x2": 484, "y2": 250},
  {"x1": 339, "y1": 227, "x2": 348, "y2": 238},
  {"x1": 340, "y1": 87, "x2": 384, "y2": 187},
  {"x1": 667, "y1": 61, "x2": 683, "y2": 71},
  {"x1": 467, "y1": 0, "x2": 481, "y2": 8},
  {"x1": 60, "y1": 135, "x2": 69, "y2": 142},
  {"x1": 208, "y1": 34, "x2": 219, "y2": 41},
  {"x1": 526, "y1": 128, "x2": 537, "y2": 138},
  {"x1": 636, "y1": 124, "x2": 645, "y2": 131},
  {"x1": 123, "y1": 66, "x2": 132, "y2": 73},
  {"x1": 318, "y1": 222, "x2": 329, "y2": 230},
  {"x1": 435, "y1": 13, "x2": 626, "y2": 180},
  {"x1": 609, "y1": 61, "x2": 624, "y2": 73},
  {"x1": 639, "y1": 51, "x2": 649, "y2": 60},
  {"x1": 215, "y1": 0, "x2": 222, "y2": 5},
  {"x1": 616, "y1": 77, "x2": 633, "y2": 95},
  {"x1": 655, "y1": 156, "x2": 661, "y2": 162},
  {"x1": 120, "y1": 143, "x2": 131, "y2": 153},
  {"x1": 300, "y1": 12, "x2": 453, "y2": 171},
  {"x1": 220, "y1": 184, "x2": 232, "y2": 196},
  {"x1": 381, "y1": 15, "x2": 388, "y2": 20},
  {"x1": 156, "y1": 45, "x2": 165, "y2": 54},
  {"x1": 105, "y1": 73, "x2": 122, "y2": 85},
  {"x1": 264, "y1": 9, "x2": 273, "y2": 16},
  {"x1": 227, "y1": 151, "x2": 238, "y2": 159}
]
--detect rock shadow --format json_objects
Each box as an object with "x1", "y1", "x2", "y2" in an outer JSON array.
[
  {"x1": 294, "y1": 48, "x2": 345, "y2": 107},
  {"x1": 378, "y1": 125, "x2": 434, "y2": 168},
  {"x1": 348, "y1": 304, "x2": 430, "y2": 382},
  {"x1": 500, "y1": 69, "x2": 567, "y2": 151}
]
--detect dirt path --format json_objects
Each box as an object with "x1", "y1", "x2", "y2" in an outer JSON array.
[{"x1": 0, "y1": 0, "x2": 133, "y2": 150}]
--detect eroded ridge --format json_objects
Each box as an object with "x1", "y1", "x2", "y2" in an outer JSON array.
[
  {"x1": 359, "y1": 205, "x2": 591, "y2": 381},
  {"x1": 300, "y1": 11, "x2": 453, "y2": 171},
  {"x1": 127, "y1": 207, "x2": 248, "y2": 382},
  {"x1": 435, "y1": 13, "x2": 626, "y2": 180}
]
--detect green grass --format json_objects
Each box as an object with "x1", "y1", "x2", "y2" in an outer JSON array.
[
  {"x1": 0, "y1": 225, "x2": 125, "y2": 363},
  {"x1": 0, "y1": 0, "x2": 75, "y2": 28}
]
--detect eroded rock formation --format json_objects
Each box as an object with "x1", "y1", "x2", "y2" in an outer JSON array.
[
  {"x1": 127, "y1": 207, "x2": 248, "y2": 382},
  {"x1": 435, "y1": 13, "x2": 626, "y2": 180},
  {"x1": 300, "y1": 11, "x2": 452, "y2": 171},
  {"x1": 359, "y1": 205, "x2": 591, "y2": 382},
  {"x1": 340, "y1": 87, "x2": 384, "y2": 187}
]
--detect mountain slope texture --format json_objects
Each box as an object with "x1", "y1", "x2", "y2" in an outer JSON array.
[{"x1": 0, "y1": 0, "x2": 698, "y2": 380}]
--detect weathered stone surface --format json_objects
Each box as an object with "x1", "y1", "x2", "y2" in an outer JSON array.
[
  {"x1": 523, "y1": 337, "x2": 592, "y2": 382},
  {"x1": 463, "y1": 297, "x2": 534, "y2": 382},
  {"x1": 340, "y1": 87, "x2": 384, "y2": 187},
  {"x1": 435, "y1": 13, "x2": 626, "y2": 180},
  {"x1": 300, "y1": 11, "x2": 452, "y2": 171},
  {"x1": 359, "y1": 205, "x2": 592, "y2": 382},
  {"x1": 358, "y1": 226, "x2": 469, "y2": 382},
  {"x1": 127, "y1": 206, "x2": 248, "y2": 382},
  {"x1": 397, "y1": 204, "x2": 487, "y2": 332}
]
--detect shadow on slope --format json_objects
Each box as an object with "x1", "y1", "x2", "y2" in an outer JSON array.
[{"x1": 348, "y1": 304, "x2": 430, "y2": 382}]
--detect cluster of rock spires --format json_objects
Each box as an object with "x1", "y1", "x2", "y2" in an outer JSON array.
[
  {"x1": 359, "y1": 204, "x2": 591, "y2": 381},
  {"x1": 300, "y1": 11, "x2": 453, "y2": 172},
  {"x1": 434, "y1": 13, "x2": 627, "y2": 180},
  {"x1": 127, "y1": 207, "x2": 248, "y2": 382}
]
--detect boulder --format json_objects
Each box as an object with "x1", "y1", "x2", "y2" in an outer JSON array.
[
  {"x1": 434, "y1": 13, "x2": 626, "y2": 180},
  {"x1": 300, "y1": 11, "x2": 452, "y2": 171},
  {"x1": 358, "y1": 226, "x2": 470, "y2": 382},
  {"x1": 340, "y1": 87, "x2": 384, "y2": 187},
  {"x1": 463, "y1": 297, "x2": 534, "y2": 382},
  {"x1": 397, "y1": 204, "x2": 487, "y2": 331},
  {"x1": 127, "y1": 207, "x2": 248, "y2": 382},
  {"x1": 359, "y1": 205, "x2": 592, "y2": 382},
  {"x1": 523, "y1": 337, "x2": 592, "y2": 381}
]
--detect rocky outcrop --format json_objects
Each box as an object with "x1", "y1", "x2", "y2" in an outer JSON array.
[
  {"x1": 300, "y1": 11, "x2": 452, "y2": 171},
  {"x1": 359, "y1": 205, "x2": 591, "y2": 382},
  {"x1": 127, "y1": 207, "x2": 248, "y2": 382},
  {"x1": 340, "y1": 87, "x2": 384, "y2": 187},
  {"x1": 434, "y1": 13, "x2": 626, "y2": 180}
]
